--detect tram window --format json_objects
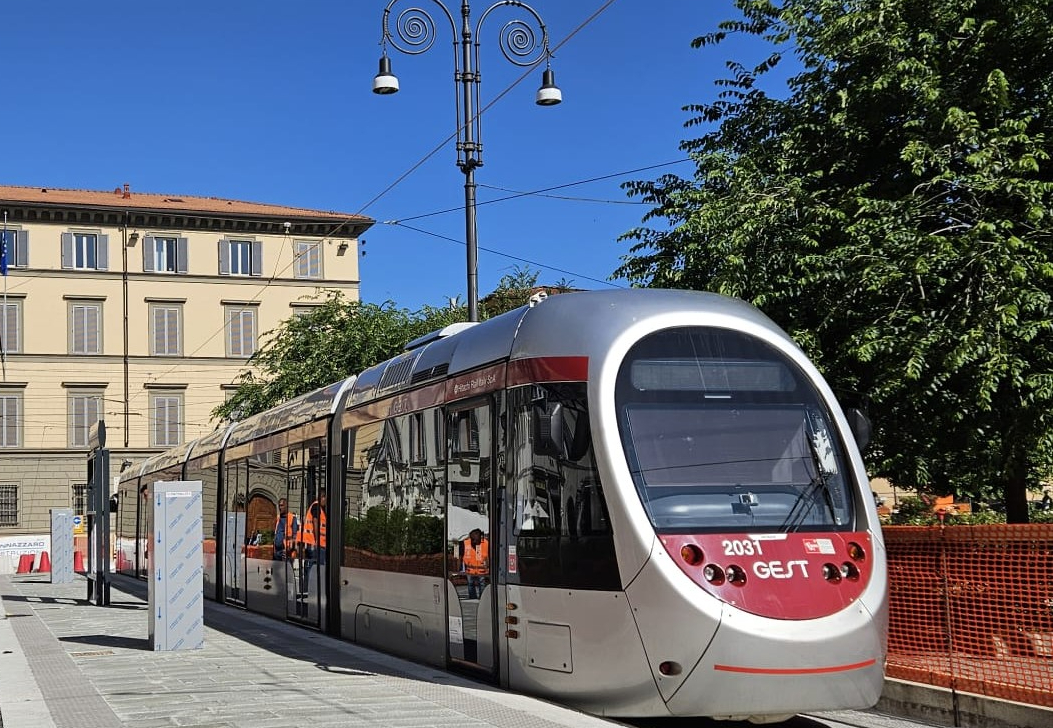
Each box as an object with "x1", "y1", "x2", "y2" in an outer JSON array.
[
  {"x1": 451, "y1": 410, "x2": 479, "y2": 457},
  {"x1": 343, "y1": 412, "x2": 444, "y2": 576},
  {"x1": 616, "y1": 326, "x2": 855, "y2": 532},
  {"x1": 508, "y1": 384, "x2": 619, "y2": 590}
]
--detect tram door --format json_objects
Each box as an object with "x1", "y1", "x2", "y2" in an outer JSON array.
[
  {"x1": 446, "y1": 400, "x2": 496, "y2": 674},
  {"x1": 285, "y1": 439, "x2": 327, "y2": 629},
  {"x1": 223, "y1": 459, "x2": 248, "y2": 605}
]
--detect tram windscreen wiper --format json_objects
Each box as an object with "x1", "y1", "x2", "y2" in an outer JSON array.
[{"x1": 780, "y1": 430, "x2": 838, "y2": 532}]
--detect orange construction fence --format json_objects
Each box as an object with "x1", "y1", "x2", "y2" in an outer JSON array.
[{"x1": 884, "y1": 524, "x2": 1053, "y2": 707}]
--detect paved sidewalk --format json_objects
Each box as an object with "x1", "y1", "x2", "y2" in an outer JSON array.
[{"x1": 0, "y1": 573, "x2": 625, "y2": 728}]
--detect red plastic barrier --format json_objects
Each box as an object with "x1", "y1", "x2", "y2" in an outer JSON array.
[
  {"x1": 74, "y1": 551, "x2": 85, "y2": 572},
  {"x1": 36, "y1": 551, "x2": 51, "y2": 573},
  {"x1": 16, "y1": 553, "x2": 35, "y2": 573},
  {"x1": 884, "y1": 524, "x2": 1053, "y2": 708}
]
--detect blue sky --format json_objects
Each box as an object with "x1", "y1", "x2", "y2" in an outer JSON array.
[{"x1": 2, "y1": 0, "x2": 782, "y2": 311}]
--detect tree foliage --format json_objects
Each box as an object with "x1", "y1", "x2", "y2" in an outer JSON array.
[
  {"x1": 212, "y1": 266, "x2": 574, "y2": 423},
  {"x1": 480, "y1": 264, "x2": 575, "y2": 318},
  {"x1": 617, "y1": 0, "x2": 1053, "y2": 521},
  {"x1": 212, "y1": 291, "x2": 467, "y2": 421}
]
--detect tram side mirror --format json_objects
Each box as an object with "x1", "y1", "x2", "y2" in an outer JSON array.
[
  {"x1": 846, "y1": 408, "x2": 871, "y2": 452},
  {"x1": 533, "y1": 401, "x2": 566, "y2": 459},
  {"x1": 108, "y1": 494, "x2": 119, "y2": 513}
]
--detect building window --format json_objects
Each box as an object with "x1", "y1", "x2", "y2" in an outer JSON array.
[
  {"x1": 0, "y1": 393, "x2": 20, "y2": 447},
  {"x1": 69, "y1": 392, "x2": 102, "y2": 448},
  {"x1": 294, "y1": 241, "x2": 322, "y2": 279},
  {"x1": 0, "y1": 228, "x2": 29, "y2": 270},
  {"x1": 150, "y1": 303, "x2": 182, "y2": 356},
  {"x1": 61, "y1": 232, "x2": 109, "y2": 270},
  {"x1": 72, "y1": 483, "x2": 87, "y2": 514},
  {"x1": 144, "y1": 236, "x2": 188, "y2": 273},
  {"x1": 1, "y1": 300, "x2": 21, "y2": 354},
  {"x1": 225, "y1": 306, "x2": 257, "y2": 358},
  {"x1": 69, "y1": 302, "x2": 102, "y2": 354},
  {"x1": 219, "y1": 239, "x2": 262, "y2": 276},
  {"x1": 151, "y1": 393, "x2": 182, "y2": 447},
  {"x1": 0, "y1": 484, "x2": 17, "y2": 526}
]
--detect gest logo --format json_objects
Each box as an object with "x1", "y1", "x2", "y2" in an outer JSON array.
[{"x1": 752, "y1": 559, "x2": 810, "y2": 579}]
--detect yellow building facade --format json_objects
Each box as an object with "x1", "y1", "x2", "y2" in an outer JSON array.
[{"x1": 0, "y1": 184, "x2": 373, "y2": 546}]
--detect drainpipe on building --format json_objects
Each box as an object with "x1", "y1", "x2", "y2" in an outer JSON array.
[{"x1": 121, "y1": 213, "x2": 130, "y2": 448}]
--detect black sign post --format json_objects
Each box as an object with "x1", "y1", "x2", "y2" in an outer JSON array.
[{"x1": 86, "y1": 421, "x2": 111, "y2": 606}]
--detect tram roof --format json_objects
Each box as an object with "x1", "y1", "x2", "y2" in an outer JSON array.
[
  {"x1": 343, "y1": 289, "x2": 779, "y2": 407},
  {"x1": 124, "y1": 440, "x2": 196, "y2": 483},
  {"x1": 225, "y1": 375, "x2": 355, "y2": 448}
]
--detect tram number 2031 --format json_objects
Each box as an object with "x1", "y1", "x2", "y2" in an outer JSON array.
[{"x1": 722, "y1": 539, "x2": 765, "y2": 557}]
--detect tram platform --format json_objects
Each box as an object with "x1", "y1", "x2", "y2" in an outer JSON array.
[{"x1": 0, "y1": 572, "x2": 626, "y2": 728}]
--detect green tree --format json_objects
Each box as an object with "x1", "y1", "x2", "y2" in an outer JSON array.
[
  {"x1": 480, "y1": 265, "x2": 541, "y2": 318},
  {"x1": 480, "y1": 265, "x2": 577, "y2": 317},
  {"x1": 212, "y1": 291, "x2": 467, "y2": 420},
  {"x1": 617, "y1": 0, "x2": 1053, "y2": 522}
]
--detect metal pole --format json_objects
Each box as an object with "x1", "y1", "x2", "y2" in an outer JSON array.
[
  {"x1": 464, "y1": 168, "x2": 479, "y2": 322},
  {"x1": 459, "y1": 0, "x2": 479, "y2": 322}
]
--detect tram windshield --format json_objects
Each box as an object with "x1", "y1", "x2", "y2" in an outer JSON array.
[{"x1": 616, "y1": 326, "x2": 855, "y2": 533}]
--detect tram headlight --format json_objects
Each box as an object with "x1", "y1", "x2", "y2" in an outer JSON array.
[
  {"x1": 680, "y1": 543, "x2": 704, "y2": 566},
  {"x1": 847, "y1": 541, "x2": 866, "y2": 561},
  {"x1": 726, "y1": 565, "x2": 747, "y2": 586},
  {"x1": 703, "y1": 564, "x2": 725, "y2": 585},
  {"x1": 840, "y1": 562, "x2": 860, "y2": 581},
  {"x1": 822, "y1": 563, "x2": 841, "y2": 582}
]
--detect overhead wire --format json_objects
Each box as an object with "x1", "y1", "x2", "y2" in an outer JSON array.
[
  {"x1": 385, "y1": 159, "x2": 688, "y2": 224},
  {"x1": 117, "y1": 0, "x2": 629, "y2": 407},
  {"x1": 17, "y1": 1, "x2": 647, "y2": 438}
]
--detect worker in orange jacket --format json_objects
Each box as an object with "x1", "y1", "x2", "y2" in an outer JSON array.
[
  {"x1": 461, "y1": 528, "x2": 489, "y2": 600},
  {"x1": 273, "y1": 498, "x2": 299, "y2": 561},
  {"x1": 300, "y1": 492, "x2": 327, "y2": 561}
]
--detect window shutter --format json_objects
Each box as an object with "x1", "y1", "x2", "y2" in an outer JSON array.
[
  {"x1": 0, "y1": 395, "x2": 18, "y2": 447},
  {"x1": 176, "y1": 237, "x2": 189, "y2": 273},
  {"x1": 227, "y1": 309, "x2": 241, "y2": 356},
  {"x1": 97, "y1": 234, "x2": 109, "y2": 270},
  {"x1": 2, "y1": 303, "x2": 19, "y2": 354},
  {"x1": 14, "y1": 230, "x2": 28, "y2": 267},
  {"x1": 152, "y1": 307, "x2": 165, "y2": 354},
  {"x1": 153, "y1": 396, "x2": 180, "y2": 446},
  {"x1": 143, "y1": 236, "x2": 155, "y2": 271},
  {"x1": 61, "y1": 232, "x2": 73, "y2": 268},
  {"x1": 85, "y1": 306, "x2": 99, "y2": 353},
  {"x1": 219, "y1": 239, "x2": 230, "y2": 274},
  {"x1": 73, "y1": 304, "x2": 100, "y2": 354},
  {"x1": 250, "y1": 241, "x2": 262, "y2": 276},
  {"x1": 73, "y1": 306, "x2": 85, "y2": 353},
  {"x1": 167, "y1": 308, "x2": 179, "y2": 354},
  {"x1": 244, "y1": 310, "x2": 256, "y2": 356},
  {"x1": 71, "y1": 395, "x2": 98, "y2": 447}
]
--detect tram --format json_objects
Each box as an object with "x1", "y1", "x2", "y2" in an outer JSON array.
[{"x1": 116, "y1": 288, "x2": 887, "y2": 721}]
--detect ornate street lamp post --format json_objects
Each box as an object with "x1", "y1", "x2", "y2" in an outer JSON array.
[{"x1": 373, "y1": 0, "x2": 562, "y2": 322}]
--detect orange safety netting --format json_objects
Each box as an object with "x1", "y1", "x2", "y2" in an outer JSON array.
[{"x1": 884, "y1": 524, "x2": 1053, "y2": 707}]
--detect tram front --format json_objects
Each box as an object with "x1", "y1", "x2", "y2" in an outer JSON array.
[{"x1": 611, "y1": 323, "x2": 887, "y2": 720}]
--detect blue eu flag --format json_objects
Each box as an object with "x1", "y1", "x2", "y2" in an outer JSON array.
[{"x1": 0, "y1": 230, "x2": 8, "y2": 276}]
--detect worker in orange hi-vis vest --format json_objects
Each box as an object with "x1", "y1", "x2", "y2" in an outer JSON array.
[
  {"x1": 461, "y1": 528, "x2": 489, "y2": 600},
  {"x1": 298, "y1": 491, "x2": 328, "y2": 600},
  {"x1": 273, "y1": 498, "x2": 299, "y2": 561}
]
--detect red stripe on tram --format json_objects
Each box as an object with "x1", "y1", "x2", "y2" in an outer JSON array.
[{"x1": 713, "y1": 658, "x2": 877, "y2": 675}]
